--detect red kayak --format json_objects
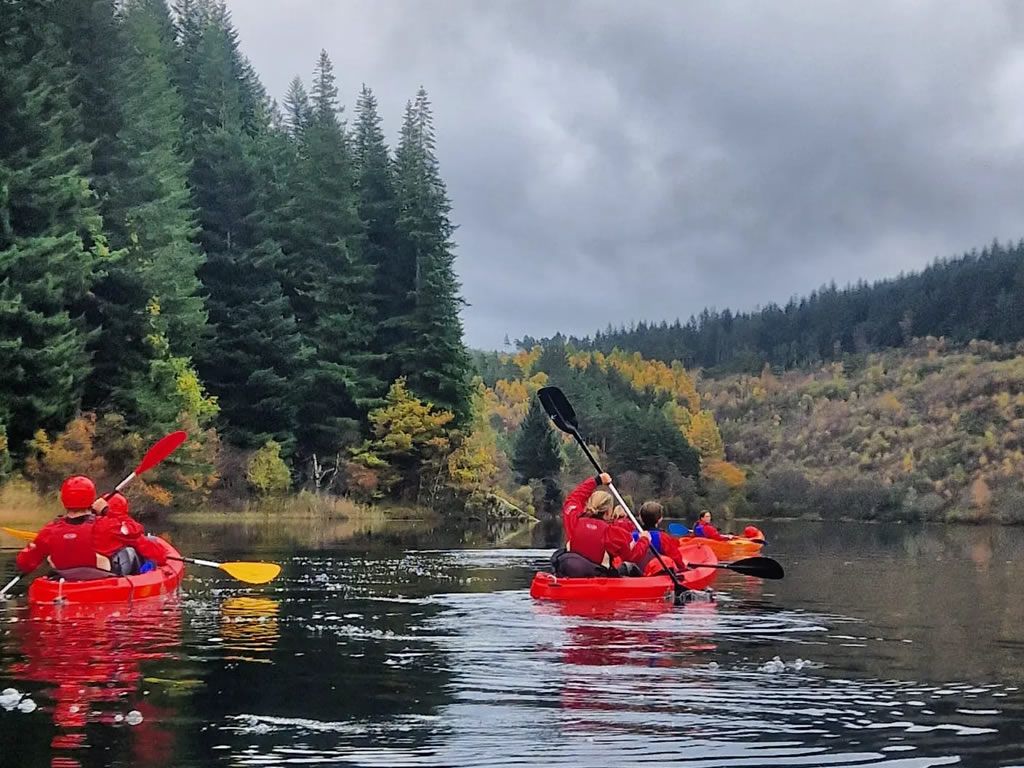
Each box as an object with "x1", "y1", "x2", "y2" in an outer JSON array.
[
  {"x1": 530, "y1": 541, "x2": 718, "y2": 601},
  {"x1": 27, "y1": 538, "x2": 185, "y2": 605}
]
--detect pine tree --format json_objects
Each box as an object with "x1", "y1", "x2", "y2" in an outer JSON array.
[
  {"x1": 393, "y1": 89, "x2": 472, "y2": 421},
  {"x1": 283, "y1": 76, "x2": 311, "y2": 137},
  {"x1": 280, "y1": 53, "x2": 382, "y2": 460},
  {"x1": 354, "y1": 84, "x2": 403, "y2": 384},
  {"x1": 512, "y1": 398, "x2": 562, "y2": 485},
  {"x1": 0, "y1": 4, "x2": 103, "y2": 453},
  {"x1": 84, "y1": 0, "x2": 208, "y2": 424},
  {"x1": 186, "y1": 13, "x2": 304, "y2": 451}
]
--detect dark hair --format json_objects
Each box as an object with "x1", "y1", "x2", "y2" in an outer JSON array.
[{"x1": 639, "y1": 501, "x2": 664, "y2": 530}]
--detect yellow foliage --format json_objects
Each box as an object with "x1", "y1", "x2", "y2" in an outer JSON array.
[
  {"x1": 877, "y1": 393, "x2": 905, "y2": 414},
  {"x1": 685, "y1": 410, "x2": 725, "y2": 461},
  {"x1": 902, "y1": 450, "x2": 914, "y2": 473},
  {"x1": 246, "y1": 440, "x2": 291, "y2": 495},
  {"x1": 447, "y1": 381, "x2": 501, "y2": 492},
  {"x1": 970, "y1": 477, "x2": 992, "y2": 509},
  {"x1": 704, "y1": 459, "x2": 746, "y2": 488},
  {"x1": 486, "y1": 372, "x2": 548, "y2": 431},
  {"x1": 568, "y1": 349, "x2": 701, "y2": 413},
  {"x1": 510, "y1": 346, "x2": 542, "y2": 377}
]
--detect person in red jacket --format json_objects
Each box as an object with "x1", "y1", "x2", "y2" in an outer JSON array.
[
  {"x1": 693, "y1": 510, "x2": 733, "y2": 541},
  {"x1": 16, "y1": 477, "x2": 166, "y2": 578},
  {"x1": 634, "y1": 501, "x2": 689, "y2": 576},
  {"x1": 552, "y1": 473, "x2": 650, "y2": 577},
  {"x1": 91, "y1": 492, "x2": 168, "y2": 574}
]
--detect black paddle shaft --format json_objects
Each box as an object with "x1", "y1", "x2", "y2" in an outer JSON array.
[{"x1": 537, "y1": 386, "x2": 689, "y2": 599}]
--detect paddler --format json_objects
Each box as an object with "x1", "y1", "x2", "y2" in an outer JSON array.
[
  {"x1": 91, "y1": 491, "x2": 167, "y2": 574},
  {"x1": 15, "y1": 476, "x2": 166, "y2": 579},
  {"x1": 633, "y1": 501, "x2": 689, "y2": 576},
  {"x1": 693, "y1": 509, "x2": 734, "y2": 541},
  {"x1": 551, "y1": 472, "x2": 651, "y2": 577}
]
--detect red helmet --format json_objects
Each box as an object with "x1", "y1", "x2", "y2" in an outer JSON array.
[
  {"x1": 106, "y1": 492, "x2": 129, "y2": 516},
  {"x1": 743, "y1": 525, "x2": 764, "y2": 541},
  {"x1": 60, "y1": 476, "x2": 96, "y2": 510}
]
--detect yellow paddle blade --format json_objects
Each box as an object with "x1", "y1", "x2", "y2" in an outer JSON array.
[
  {"x1": 2, "y1": 527, "x2": 36, "y2": 542},
  {"x1": 219, "y1": 561, "x2": 281, "y2": 584}
]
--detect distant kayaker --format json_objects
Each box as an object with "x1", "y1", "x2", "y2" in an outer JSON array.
[
  {"x1": 15, "y1": 476, "x2": 167, "y2": 579},
  {"x1": 693, "y1": 510, "x2": 734, "y2": 541},
  {"x1": 552, "y1": 473, "x2": 651, "y2": 577}
]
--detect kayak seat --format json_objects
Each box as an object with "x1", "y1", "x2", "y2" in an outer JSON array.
[{"x1": 51, "y1": 567, "x2": 117, "y2": 582}]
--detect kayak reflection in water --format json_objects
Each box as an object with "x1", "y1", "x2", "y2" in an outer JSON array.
[
  {"x1": 551, "y1": 472, "x2": 652, "y2": 577},
  {"x1": 14, "y1": 476, "x2": 167, "y2": 579},
  {"x1": 10, "y1": 599, "x2": 181, "y2": 766}
]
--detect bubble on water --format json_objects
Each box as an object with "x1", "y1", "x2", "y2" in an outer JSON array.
[
  {"x1": 0, "y1": 688, "x2": 20, "y2": 710},
  {"x1": 126, "y1": 710, "x2": 143, "y2": 726},
  {"x1": 114, "y1": 713, "x2": 125, "y2": 723},
  {"x1": 17, "y1": 699, "x2": 36, "y2": 713},
  {"x1": 707, "y1": 661, "x2": 720, "y2": 671},
  {"x1": 759, "y1": 655, "x2": 786, "y2": 673}
]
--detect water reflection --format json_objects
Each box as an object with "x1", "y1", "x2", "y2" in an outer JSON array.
[
  {"x1": 3, "y1": 521, "x2": 1024, "y2": 767},
  {"x1": 219, "y1": 596, "x2": 280, "y2": 662},
  {"x1": 7, "y1": 597, "x2": 181, "y2": 767}
]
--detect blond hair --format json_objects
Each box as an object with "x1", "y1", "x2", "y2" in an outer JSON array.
[{"x1": 585, "y1": 489, "x2": 614, "y2": 518}]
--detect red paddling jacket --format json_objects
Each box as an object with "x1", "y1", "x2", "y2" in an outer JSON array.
[
  {"x1": 16, "y1": 515, "x2": 168, "y2": 573},
  {"x1": 562, "y1": 476, "x2": 649, "y2": 567}
]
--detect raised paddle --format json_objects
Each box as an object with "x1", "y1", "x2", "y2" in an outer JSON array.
[
  {"x1": 538, "y1": 386, "x2": 690, "y2": 603},
  {"x1": 115, "y1": 430, "x2": 188, "y2": 491}
]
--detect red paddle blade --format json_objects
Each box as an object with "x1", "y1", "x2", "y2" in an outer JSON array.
[{"x1": 135, "y1": 431, "x2": 187, "y2": 475}]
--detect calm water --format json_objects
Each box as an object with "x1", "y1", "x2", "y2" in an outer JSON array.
[{"x1": 2, "y1": 518, "x2": 1024, "y2": 768}]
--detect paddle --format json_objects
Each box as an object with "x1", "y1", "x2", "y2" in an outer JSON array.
[
  {"x1": 0, "y1": 575, "x2": 20, "y2": 600},
  {"x1": 115, "y1": 430, "x2": 187, "y2": 492},
  {"x1": 0, "y1": 431, "x2": 188, "y2": 598},
  {"x1": 538, "y1": 386, "x2": 689, "y2": 602},
  {"x1": 686, "y1": 556, "x2": 784, "y2": 580},
  {"x1": 2, "y1": 527, "x2": 36, "y2": 543},
  {"x1": 166, "y1": 556, "x2": 280, "y2": 585}
]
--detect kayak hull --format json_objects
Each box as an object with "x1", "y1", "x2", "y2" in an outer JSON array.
[
  {"x1": 681, "y1": 535, "x2": 763, "y2": 559},
  {"x1": 530, "y1": 541, "x2": 718, "y2": 601},
  {"x1": 27, "y1": 538, "x2": 185, "y2": 605}
]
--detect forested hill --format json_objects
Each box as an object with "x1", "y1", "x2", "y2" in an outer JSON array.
[
  {"x1": 0, "y1": 0, "x2": 472, "y2": 506},
  {"x1": 551, "y1": 240, "x2": 1024, "y2": 373}
]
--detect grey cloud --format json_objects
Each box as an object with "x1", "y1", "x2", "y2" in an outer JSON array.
[{"x1": 226, "y1": 0, "x2": 1024, "y2": 348}]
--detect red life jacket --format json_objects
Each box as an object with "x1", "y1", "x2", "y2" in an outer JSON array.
[
  {"x1": 570, "y1": 517, "x2": 611, "y2": 565},
  {"x1": 47, "y1": 516, "x2": 100, "y2": 570}
]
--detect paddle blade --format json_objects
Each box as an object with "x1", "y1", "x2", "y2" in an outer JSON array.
[
  {"x1": 2, "y1": 527, "x2": 36, "y2": 543},
  {"x1": 725, "y1": 556, "x2": 785, "y2": 580},
  {"x1": 219, "y1": 561, "x2": 281, "y2": 585},
  {"x1": 667, "y1": 522, "x2": 690, "y2": 537},
  {"x1": 135, "y1": 431, "x2": 187, "y2": 476},
  {"x1": 537, "y1": 387, "x2": 578, "y2": 434}
]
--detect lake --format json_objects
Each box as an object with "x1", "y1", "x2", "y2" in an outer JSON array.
[{"x1": 2, "y1": 515, "x2": 1024, "y2": 767}]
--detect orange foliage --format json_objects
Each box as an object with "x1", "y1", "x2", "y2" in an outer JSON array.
[
  {"x1": 24, "y1": 415, "x2": 108, "y2": 493},
  {"x1": 704, "y1": 460, "x2": 746, "y2": 489}
]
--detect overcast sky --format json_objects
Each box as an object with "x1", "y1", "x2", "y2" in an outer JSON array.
[{"x1": 225, "y1": 1, "x2": 1024, "y2": 349}]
